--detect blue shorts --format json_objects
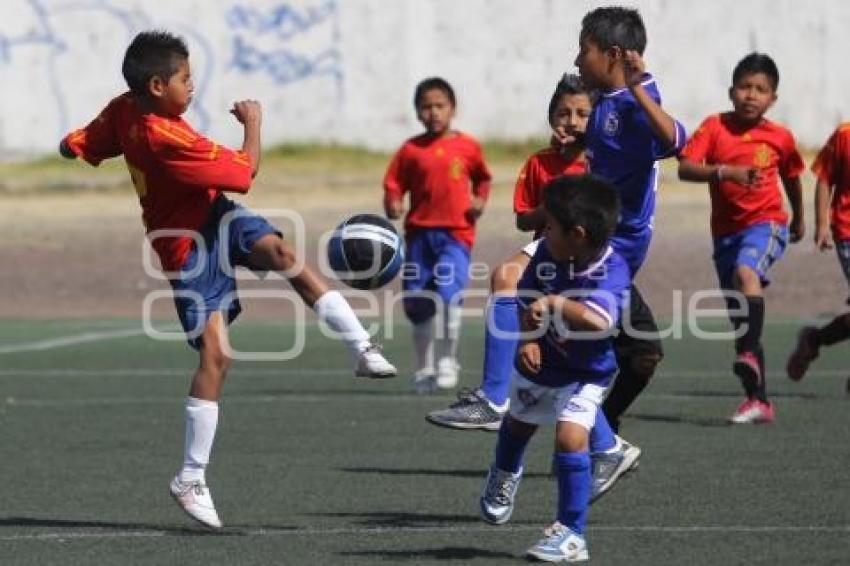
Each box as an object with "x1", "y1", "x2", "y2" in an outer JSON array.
[
  {"x1": 713, "y1": 222, "x2": 788, "y2": 290},
  {"x1": 401, "y1": 229, "x2": 471, "y2": 323},
  {"x1": 170, "y1": 197, "x2": 280, "y2": 349}
]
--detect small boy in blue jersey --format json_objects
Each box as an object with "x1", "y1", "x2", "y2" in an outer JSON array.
[{"x1": 479, "y1": 174, "x2": 629, "y2": 562}]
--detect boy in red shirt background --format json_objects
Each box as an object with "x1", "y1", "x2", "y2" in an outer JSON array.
[
  {"x1": 786, "y1": 123, "x2": 850, "y2": 383},
  {"x1": 679, "y1": 52, "x2": 804, "y2": 424},
  {"x1": 60, "y1": 30, "x2": 396, "y2": 529},
  {"x1": 384, "y1": 77, "x2": 492, "y2": 393}
]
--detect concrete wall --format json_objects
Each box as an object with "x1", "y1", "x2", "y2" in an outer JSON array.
[{"x1": 2, "y1": 0, "x2": 849, "y2": 157}]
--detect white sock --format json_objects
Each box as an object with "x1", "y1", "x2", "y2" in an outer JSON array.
[
  {"x1": 436, "y1": 304, "x2": 462, "y2": 364},
  {"x1": 313, "y1": 290, "x2": 371, "y2": 356},
  {"x1": 412, "y1": 318, "x2": 435, "y2": 374},
  {"x1": 180, "y1": 397, "x2": 219, "y2": 483}
]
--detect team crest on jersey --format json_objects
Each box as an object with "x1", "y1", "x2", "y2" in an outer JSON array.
[
  {"x1": 449, "y1": 156, "x2": 464, "y2": 180},
  {"x1": 753, "y1": 143, "x2": 772, "y2": 168},
  {"x1": 603, "y1": 110, "x2": 621, "y2": 136}
]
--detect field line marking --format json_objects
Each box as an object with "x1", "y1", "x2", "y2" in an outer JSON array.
[
  {"x1": 0, "y1": 368, "x2": 846, "y2": 378},
  {"x1": 2, "y1": 391, "x2": 844, "y2": 408},
  {"x1": 0, "y1": 328, "x2": 146, "y2": 354},
  {"x1": 0, "y1": 523, "x2": 847, "y2": 542}
]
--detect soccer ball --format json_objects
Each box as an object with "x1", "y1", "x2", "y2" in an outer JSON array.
[{"x1": 327, "y1": 214, "x2": 404, "y2": 289}]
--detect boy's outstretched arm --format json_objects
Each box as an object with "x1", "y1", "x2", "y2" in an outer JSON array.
[
  {"x1": 624, "y1": 50, "x2": 684, "y2": 152},
  {"x1": 678, "y1": 158, "x2": 761, "y2": 186},
  {"x1": 230, "y1": 100, "x2": 262, "y2": 178},
  {"x1": 814, "y1": 178, "x2": 833, "y2": 250},
  {"x1": 782, "y1": 175, "x2": 805, "y2": 242}
]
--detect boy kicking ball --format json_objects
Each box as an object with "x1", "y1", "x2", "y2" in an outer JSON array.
[{"x1": 60, "y1": 30, "x2": 396, "y2": 528}]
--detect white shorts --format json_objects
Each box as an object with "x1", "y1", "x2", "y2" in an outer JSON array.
[
  {"x1": 521, "y1": 239, "x2": 541, "y2": 257},
  {"x1": 508, "y1": 370, "x2": 613, "y2": 430}
]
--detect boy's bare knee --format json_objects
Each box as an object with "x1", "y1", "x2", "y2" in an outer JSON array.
[{"x1": 269, "y1": 241, "x2": 297, "y2": 271}]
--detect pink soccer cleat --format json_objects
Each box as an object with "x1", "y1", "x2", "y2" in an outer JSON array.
[{"x1": 729, "y1": 398, "x2": 775, "y2": 424}]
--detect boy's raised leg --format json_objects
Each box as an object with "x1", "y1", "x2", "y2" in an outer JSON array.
[{"x1": 248, "y1": 235, "x2": 396, "y2": 378}]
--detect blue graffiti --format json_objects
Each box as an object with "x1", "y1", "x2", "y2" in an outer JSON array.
[
  {"x1": 225, "y1": 1, "x2": 343, "y2": 97},
  {"x1": 226, "y1": 0, "x2": 337, "y2": 41},
  {"x1": 230, "y1": 35, "x2": 341, "y2": 86},
  {"x1": 1, "y1": 0, "x2": 215, "y2": 139}
]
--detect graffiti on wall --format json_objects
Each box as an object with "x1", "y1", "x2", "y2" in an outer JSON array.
[
  {"x1": 1, "y1": 0, "x2": 342, "y2": 151},
  {"x1": 225, "y1": 1, "x2": 343, "y2": 96}
]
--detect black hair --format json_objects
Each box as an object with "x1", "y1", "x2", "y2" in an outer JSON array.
[
  {"x1": 413, "y1": 77, "x2": 456, "y2": 108},
  {"x1": 543, "y1": 174, "x2": 621, "y2": 249},
  {"x1": 580, "y1": 6, "x2": 647, "y2": 54},
  {"x1": 122, "y1": 30, "x2": 189, "y2": 97},
  {"x1": 548, "y1": 73, "x2": 596, "y2": 124},
  {"x1": 732, "y1": 52, "x2": 779, "y2": 90}
]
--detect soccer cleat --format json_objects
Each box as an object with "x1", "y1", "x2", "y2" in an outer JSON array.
[
  {"x1": 786, "y1": 326, "x2": 819, "y2": 381},
  {"x1": 590, "y1": 435, "x2": 641, "y2": 503},
  {"x1": 526, "y1": 522, "x2": 589, "y2": 562},
  {"x1": 729, "y1": 398, "x2": 775, "y2": 424},
  {"x1": 412, "y1": 369, "x2": 437, "y2": 394},
  {"x1": 425, "y1": 389, "x2": 506, "y2": 431},
  {"x1": 169, "y1": 476, "x2": 222, "y2": 529},
  {"x1": 479, "y1": 464, "x2": 522, "y2": 524},
  {"x1": 354, "y1": 343, "x2": 397, "y2": 379},
  {"x1": 435, "y1": 356, "x2": 460, "y2": 390}
]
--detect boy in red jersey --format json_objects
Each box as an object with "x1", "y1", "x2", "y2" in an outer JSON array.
[
  {"x1": 384, "y1": 77, "x2": 492, "y2": 393},
  {"x1": 679, "y1": 52, "x2": 805, "y2": 424},
  {"x1": 60, "y1": 31, "x2": 396, "y2": 529},
  {"x1": 786, "y1": 123, "x2": 850, "y2": 382},
  {"x1": 427, "y1": 74, "x2": 593, "y2": 430}
]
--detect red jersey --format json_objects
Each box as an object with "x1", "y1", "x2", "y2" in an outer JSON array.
[
  {"x1": 680, "y1": 112, "x2": 804, "y2": 236},
  {"x1": 63, "y1": 93, "x2": 254, "y2": 272},
  {"x1": 513, "y1": 147, "x2": 586, "y2": 238},
  {"x1": 812, "y1": 124, "x2": 850, "y2": 241},
  {"x1": 383, "y1": 132, "x2": 491, "y2": 248}
]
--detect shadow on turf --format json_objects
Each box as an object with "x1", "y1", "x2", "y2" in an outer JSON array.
[
  {"x1": 312, "y1": 511, "x2": 539, "y2": 529},
  {"x1": 340, "y1": 547, "x2": 517, "y2": 560},
  {"x1": 0, "y1": 516, "x2": 248, "y2": 536},
  {"x1": 669, "y1": 390, "x2": 819, "y2": 400},
  {"x1": 339, "y1": 467, "x2": 550, "y2": 479},
  {"x1": 626, "y1": 413, "x2": 730, "y2": 427}
]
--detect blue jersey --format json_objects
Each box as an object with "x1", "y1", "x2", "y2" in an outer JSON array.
[
  {"x1": 586, "y1": 74, "x2": 686, "y2": 275},
  {"x1": 516, "y1": 242, "x2": 631, "y2": 388}
]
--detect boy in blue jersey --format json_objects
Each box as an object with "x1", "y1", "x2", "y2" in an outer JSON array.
[
  {"x1": 573, "y1": 6, "x2": 686, "y2": 498},
  {"x1": 429, "y1": 6, "x2": 686, "y2": 504},
  {"x1": 479, "y1": 174, "x2": 628, "y2": 562}
]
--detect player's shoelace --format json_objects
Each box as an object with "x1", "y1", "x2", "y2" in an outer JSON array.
[
  {"x1": 485, "y1": 471, "x2": 519, "y2": 505},
  {"x1": 450, "y1": 388, "x2": 480, "y2": 408},
  {"x1": 176, "y1": 480, "x2": 206, "y2": 497}
]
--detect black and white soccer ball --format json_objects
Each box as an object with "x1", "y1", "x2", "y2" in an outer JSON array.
[{"x1": 327, "y1": 214, "x2": 404, "y2": 289}]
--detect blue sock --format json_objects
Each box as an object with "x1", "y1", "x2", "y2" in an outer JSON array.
[
  {"x1": 480, "y1": 296, "x2": 519, "y2": 406},
  {"x1": 494, "y1": 422, "x2": 530, "y2": 473},
  {"x1": 554, "y1": 451, "x2": 591, "y2": 534},
  {"x1": 589, "y1": 410, "x2": 616, "y2": 453}
]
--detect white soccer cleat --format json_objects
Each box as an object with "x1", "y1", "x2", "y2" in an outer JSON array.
[
  {"x1": 169, "y1": 476, "x2": 223, "y2": 529},
  {"x1": 526, "y1": 521, "x2": 589, "y2": 562},
  {"x1": 436, "y1": 356, "x2": 459, "y2": 390},
  {"x1": 355, "y1": 343, "x2": 397, "y2": 379}
]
